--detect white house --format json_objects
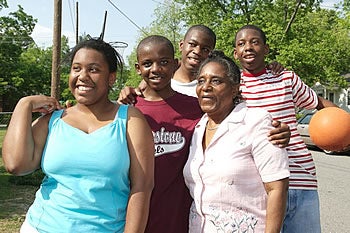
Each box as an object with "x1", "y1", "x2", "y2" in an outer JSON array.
[{"x1": 312, "y1": 75, "x2": 350, "y2": 112}]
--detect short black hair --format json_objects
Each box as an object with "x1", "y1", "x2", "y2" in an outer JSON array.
[
  {"x1": 184, "y1": 24, "x2": 216, "y2": 47},
  {"x1": 235, "y1": 24, "x2": 267, "y2": 46},
  {"x1": 70, "y1": 38, "x2": 123, "y2": 73},
  {"x1": 137, "y1": 35, "x2": 175, "y2": 60}
]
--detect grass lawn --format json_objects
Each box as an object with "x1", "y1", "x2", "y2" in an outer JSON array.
[{"x1": 0, "y1": 128, "x2": 41, "y2": 233}]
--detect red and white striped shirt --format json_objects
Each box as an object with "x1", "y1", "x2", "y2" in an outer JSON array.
[{"x1": 241, "y1": 68, "x2": 319, "y2": 190}]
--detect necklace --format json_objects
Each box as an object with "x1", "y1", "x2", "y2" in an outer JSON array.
[{"x1": 206, "y1": 123, "x2": 220, "y2": 131}]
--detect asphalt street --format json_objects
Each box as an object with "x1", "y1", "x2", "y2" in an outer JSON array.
[{"x1": 312, "y1": 149, "x2": 350, "y2": 233}]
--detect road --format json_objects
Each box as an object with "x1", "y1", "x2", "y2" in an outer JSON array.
[{"x1": 312, "y1": 149, "x2": 350, "y2": 233}]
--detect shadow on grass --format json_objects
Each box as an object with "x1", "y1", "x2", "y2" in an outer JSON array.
[
  {"x1": 0, "y1": 164, "x2": 43, "y2": 231},
  {"x1": 0, "y1": 128, "x2": 44, "y2": 231},
  {"x1": 0, "y1": 129, "x2": 43, "y2": 232},
  {"x1": 0, "y1": 170, "x2": 44, "y2": 217},
  {"x1": 0, "y1": 164, "x2": 43, "y2": 227}
]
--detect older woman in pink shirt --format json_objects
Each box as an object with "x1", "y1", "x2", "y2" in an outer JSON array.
[{"x1": 183, "y1": 50, "x2": 290, "y2": 233}]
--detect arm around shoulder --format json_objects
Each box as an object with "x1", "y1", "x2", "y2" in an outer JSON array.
[
  {"x1": 124, "y1": 106, "x2": 154, "y2": 233},
  {"x1": 268, "y1": 121, "x2": 291, "y2": 148}
]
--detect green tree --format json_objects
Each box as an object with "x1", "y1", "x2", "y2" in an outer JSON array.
[
  {"x1": 0, "y1": 4, "x2": 37, "y2": 110},
  {"x1": 150, "y1": 0, "x2": 185, "y2": 55},
  {"x1": 0, "y1": 0, "x2": 8, "y2": 10},
  {"x1": 0, "y1": 2, "x2": 74, "y2": 110},
  {"x1": 174, "y1": 0, "x2": 350, "y2": 87},
  {"x1": 275, "y1": 8, "x2": 350, "y2": 87},
  {"x1": 57, "y1": 35, "x2": 75, "y2": 103},
  {"x1": 4, "y1": 36, "x2": 71, "y2": 110},
  {"x1": 124, "y1": 0, "x2": 185, "y2": 89},
  {"x1": 16, "y1": 45, "x2": 52, "y2": 96}
]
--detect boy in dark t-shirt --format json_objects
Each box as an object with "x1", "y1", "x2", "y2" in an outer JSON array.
[{"x1": 132, "y1": 35, "x2": 202, "y2": 233}]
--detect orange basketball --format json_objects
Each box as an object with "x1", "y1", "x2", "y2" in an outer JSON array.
[{"x1": 309, "y1": 107, "x2": 350, "y2": 151}]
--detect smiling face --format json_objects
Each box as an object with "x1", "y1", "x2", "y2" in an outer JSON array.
[
  {"x1": 234, "y1": 28, "x2": 269, "y2": 74},
  {"x1": 179, "y1": 29, "x2": 215, "y2": 74},
  {"x1": 69, "y1": 48, "x2": 115, "y2": 105},
  {"x1": 196, "y1": 61, "x2": 240, "y2": 119},
  {"x1": 135, "y1": 41, "x2": 177, "y2": 94}
]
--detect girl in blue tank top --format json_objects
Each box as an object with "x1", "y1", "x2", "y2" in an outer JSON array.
[{"x1": 2, "y1": 39, "x2": 154, "y2": 233}]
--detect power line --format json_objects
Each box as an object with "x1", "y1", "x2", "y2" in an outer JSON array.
[
  {"x1": 67, "y1": 0, "x2": 76, "y2": 32},
  {"x1": 107, "y1": 0, "x2": 148, "y2": 36},
  {"x1": 151, "y1": 0, "x2": 163, "y2": 4}
]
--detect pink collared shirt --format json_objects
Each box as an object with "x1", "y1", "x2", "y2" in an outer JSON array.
[{"x1": 183, "y1": 102, "x2": 290, "y2": 232}]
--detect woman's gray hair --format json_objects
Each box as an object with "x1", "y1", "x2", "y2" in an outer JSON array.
[
  {"x1": 197, "y1": 50, "x2": 242, "y2": 104},
  {"x1": 197, "y1": 50, "x2": 241, "y2": 85}
]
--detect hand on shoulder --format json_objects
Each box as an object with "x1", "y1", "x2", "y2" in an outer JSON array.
[
  {"x1": 117, "y1": 86, "x2": 144, "y2": 105},
  {"x1": 18, "y1": 95, "x2": 61, "y2": 114}
]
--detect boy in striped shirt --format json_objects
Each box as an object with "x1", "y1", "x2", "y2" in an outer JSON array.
[{"x1": 234, "y1": 24, "x2": 337, "y2": 233}]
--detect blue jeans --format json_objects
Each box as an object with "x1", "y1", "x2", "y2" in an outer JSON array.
[{"x1": 282, "y1": 189, "x2": 321, "y2": 233}]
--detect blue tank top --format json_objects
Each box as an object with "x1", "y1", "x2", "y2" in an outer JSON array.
[{"x1": 26, "y1": 105, "x2": 130, "y2": 233}]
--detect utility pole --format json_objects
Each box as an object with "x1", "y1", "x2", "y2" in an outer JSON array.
[
  {"x1": 51, "y1": 0, "x2": 62, "y2": 100},
  {"x1": 76, "y1": 1, "x2": 79, "y2": 45},
  {"x1": 100, "y1": 11, "x2": 107, "y2": 40}
]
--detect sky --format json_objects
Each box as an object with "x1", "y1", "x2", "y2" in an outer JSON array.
[
  {"x1": 0, "y1": 0, "x2": 342, "y2": 61},
  {"x1": 1, "y1": 0, "x2": 161, "y2": 59}
]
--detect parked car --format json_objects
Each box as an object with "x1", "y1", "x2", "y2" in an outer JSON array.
[{"x1": 296, "y1": 110, "x2": 350, "y2": 155}]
